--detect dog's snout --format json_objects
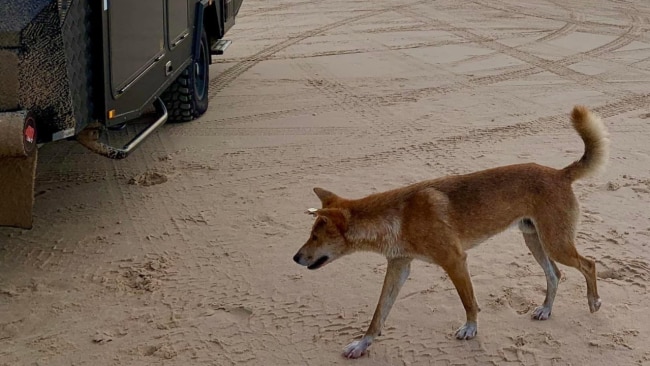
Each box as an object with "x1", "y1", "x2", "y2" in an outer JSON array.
[{"x1": 293, "y1": 253, "x2": 302, "y2": 264}]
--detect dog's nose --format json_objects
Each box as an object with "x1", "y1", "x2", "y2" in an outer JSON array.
[{"x1": 293, "y1": 253, "x2": 302, "y2": 264}]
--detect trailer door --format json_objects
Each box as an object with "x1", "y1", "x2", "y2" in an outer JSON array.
[
  {"x1": 108, "y1": 0, "x2": 165, "y2": 95},
  {"x1": 167, "y1": 0, "x2": 191, "y2": 49}
]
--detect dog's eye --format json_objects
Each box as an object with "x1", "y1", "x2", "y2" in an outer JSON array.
[{"x1": 311, "y1": 234, "x2": 317, "y2": 241}]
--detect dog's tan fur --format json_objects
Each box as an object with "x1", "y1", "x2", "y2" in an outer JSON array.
[{"x1": 293, "y1": 106, "x2": 609, "y2": 358}]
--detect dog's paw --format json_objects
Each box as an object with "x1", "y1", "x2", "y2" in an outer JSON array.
[
  {"x1": 342, "y1": 338, "x2": 371, "y2": 359},
  {"x1": 532, "y1": 306, "x2": 552, "y2": 320},
  {"x1": 454, "y1": 322, "x2": 477, "y2": 340},
  {"x1": 589, "y1": 297, "x2": 602, "y2": 313}
]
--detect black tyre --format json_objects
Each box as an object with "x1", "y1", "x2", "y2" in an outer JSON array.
[{"x1": 161, "y1": 29, "x2": 210, "y2": 123}]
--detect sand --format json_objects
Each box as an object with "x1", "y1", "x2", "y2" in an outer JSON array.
[{"x1": 1, "y1": 0, "x2": 650, "y2": 364}]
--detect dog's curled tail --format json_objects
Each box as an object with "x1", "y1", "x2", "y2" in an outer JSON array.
[{"x1": 562, "y1": 105, "x2": 610, "y2": 181}]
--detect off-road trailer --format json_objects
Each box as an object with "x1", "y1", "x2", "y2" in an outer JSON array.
[{"x1": 0, "y1": 0, "x2": 243, "y2": 228}]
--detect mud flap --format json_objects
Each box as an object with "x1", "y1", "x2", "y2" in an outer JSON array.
[
  {"x1": 0, "y1": 154, "x2": 37, "y2": 228},
  {"x1": 0, "y1": 111, "x2": 38, "y2": 229}
]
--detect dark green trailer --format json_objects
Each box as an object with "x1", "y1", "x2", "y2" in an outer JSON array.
[{"x1": 0, "y1": 0, "x2": 243, "y2": 228}]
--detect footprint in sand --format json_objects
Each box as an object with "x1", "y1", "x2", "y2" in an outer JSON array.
[
  {"x1": 128, "y1": 170, "x2": 169, "y2": 186},
  {"x1": 597, "y1": 256, "x2": 649, "y2": 288}
]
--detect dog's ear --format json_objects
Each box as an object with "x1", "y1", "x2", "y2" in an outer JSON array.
[
  {"x1": 316, "y1": 208, "x2": 349, "y2": 234},
  {"x1": 313, "y1": 187, "x2": 340, "y2": 208}
]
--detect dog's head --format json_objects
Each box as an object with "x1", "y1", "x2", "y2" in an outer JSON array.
[{"x1": 293, "y1": 188, "x2": 350, "y2": 270}]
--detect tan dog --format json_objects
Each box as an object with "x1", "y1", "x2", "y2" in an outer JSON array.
[{"x1": 293, "y1": 106, "x2": 609, "y2": 358}]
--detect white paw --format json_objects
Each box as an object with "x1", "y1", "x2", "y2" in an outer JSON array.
[
  {"x1": 342, "y1": 338, "x2": 371, "y2": 359},
  {"x1": 455, "y1": 322, "x2": 478, "y2": 340},
  {"x1": 532, "y1": 306, "x2": 552, "y2": 320},
  {"x1": 589, "y1": 297, "x2": 602, "y2": 313}
]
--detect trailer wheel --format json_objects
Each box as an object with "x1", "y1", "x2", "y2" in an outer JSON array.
[{"x1": 161, "y1": 30, "x2": 210, "y2": 123}]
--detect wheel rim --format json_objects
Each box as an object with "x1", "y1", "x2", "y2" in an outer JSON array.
[{"x1": 194, "y1": 40, "x2": 208, "y2": 100}]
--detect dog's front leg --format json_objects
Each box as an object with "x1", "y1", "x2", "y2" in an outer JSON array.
[
  {"x1": 443, "y1": 251, "x2": 480, "y2": 340},
  {"x1": 343, "y1": 257, "x2": 412, "y2": 359}
]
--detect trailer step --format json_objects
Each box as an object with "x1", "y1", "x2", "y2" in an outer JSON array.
[
  {"x1": 76, "y1": 98, "x2": 168, "y2": 160},
  {"x1": 210, "y1": 39, "x2": 232, "y2": 55}
]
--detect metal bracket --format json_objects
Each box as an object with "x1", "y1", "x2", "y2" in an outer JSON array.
[{"x1": 210, "y1": 39, "x2": 232, "y2": 55}]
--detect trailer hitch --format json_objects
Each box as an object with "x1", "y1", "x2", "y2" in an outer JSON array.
[{"x1": 76, "y1": 98, "x2": 168, "y2": 160}]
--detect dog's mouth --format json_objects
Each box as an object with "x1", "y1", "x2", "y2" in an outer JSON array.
[{"x1": 307, "y1": 256, "x2": 329, "y2": 270}]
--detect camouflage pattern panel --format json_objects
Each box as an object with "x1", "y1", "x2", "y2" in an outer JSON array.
[{"x1": 0, "y1": 0, "x2": 96, "y2": 144}]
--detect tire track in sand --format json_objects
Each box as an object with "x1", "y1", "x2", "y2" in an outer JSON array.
[
  {"x1": 210, "y1": 1, "x2": 640, "y2": 111},
  {"x1": 473, "y1": 0, "x2": 637, "y2": 33},
  {"x1": 237, "y1": 0, "x2": 314, "y2": 18},
  {"x1": 207, "y1": 0, "x2": 429, "y2": 99},
  {"x1": 212, "y1": 38, "x2": 473, "y2": 63},
  {"x1": 209, "y1": 93, "x2": 650, "y2": 187},
  {"x1": 447, "y1": 9, "x2": 583, "y2": 69},
  {"x1": 336, "y1": 4, "x2": 642, "y2": 106},
  {"x1": 471, "y1": 11, "x2": 644, "y2": 85},
  {"x1": 189, "y1": 0, "x2": 645, "y2": 177},
  {"x1": 178, "y1": 1, "x2": 643, "y2": 178},
  {"x1": 176, "y1": 103, "x2": 339, "y2": 128},
  {"x1": 396, "y1": 6, "x2": 642, "y2": 96}
]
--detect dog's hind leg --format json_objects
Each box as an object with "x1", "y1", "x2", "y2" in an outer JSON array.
[
  {"x1": 519, "y1": 219, "x2": 562, "y2": 320},
  {"x1": 440, "y1": 248, "x2": 480, "y2": 340},
  {"x1": 534, "y1": 211, "x2": 601, "y2": 314},
  {"x1": 343, "y1": 257, "x2": 412, "y2": 359}
]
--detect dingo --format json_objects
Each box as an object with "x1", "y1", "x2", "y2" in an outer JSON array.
[{"x1": 293, "y1": 106, "x2": 609, "y2": 358}]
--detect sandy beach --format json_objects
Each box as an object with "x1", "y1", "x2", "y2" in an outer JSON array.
[{"x1": 1, "y1": 0, "x2": 650, "y2": 364}]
